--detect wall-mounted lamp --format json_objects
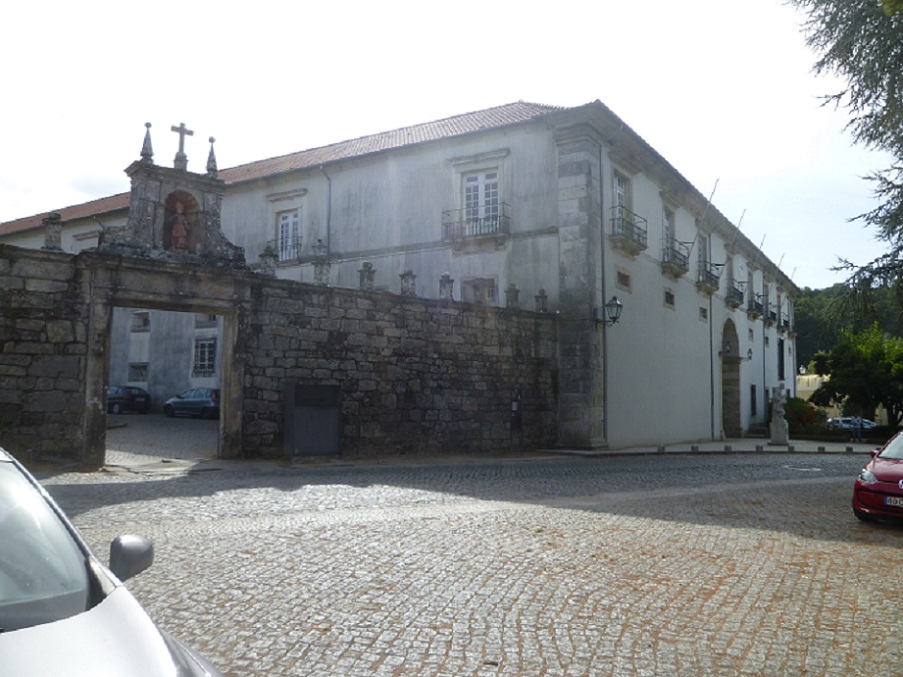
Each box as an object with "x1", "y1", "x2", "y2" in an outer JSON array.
[
  {"x1": 719, "y1": 343, "x2": 754, "y2": 360},
  {"x1": 594, "y1": 296, "x2": 623, "y2": 326}
]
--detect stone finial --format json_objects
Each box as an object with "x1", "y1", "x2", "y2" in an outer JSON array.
[
  {"x1": 41, "y1": 212, "x2": 63, "y2": 251},
  {"x1": 314, "y1": 258, "x2": 331, "y2": 286},
  {"x1": 535, "y1": 288, "x2": 548, "y2": 313},
  {"x1": 140, "y1": 122, "x2": 153, "y2": 164},
  {"x1": 400, "y1": 270, "x2": 417, "y2": 297},
  {"x1": 439, "y1": 272, "x2": 454, "y2": 300},
  {"x1": 359, "y1": 261, "x2": 375, "y2": 291},
  {"x1": 258, "y1": 245, "x2": 277, "y2": 277},
  {"x1": 505, "y1": 283, "x2": 520, "y2": 309},
  {"x1": 171, "y1": 122, "x2": 194, "y2": 171},
  {"x1": 206, "y1": 137, "x2": 218, "y2": 178},
  {"x1": 313, "y1": 239, "x2": 329, "y2": 259}
]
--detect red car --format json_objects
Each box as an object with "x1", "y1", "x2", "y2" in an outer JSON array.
[{"x1": 853, "y1": 431, "x2": 903, "y2": 522}]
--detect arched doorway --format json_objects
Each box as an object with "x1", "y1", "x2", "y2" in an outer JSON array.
[{"x1": 721, "y1": 319, "x2": 742, "y2": 437}]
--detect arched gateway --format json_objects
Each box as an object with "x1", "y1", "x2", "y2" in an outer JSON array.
[{"x1": 720, "y1": 319, "x2": 742, "y2": 438}]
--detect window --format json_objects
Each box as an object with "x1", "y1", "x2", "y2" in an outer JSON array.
[
  {"x1": 663, "y1": 207, "x2": 674, "y2": 242},
  {"x1": 276, "y1": 209, "x2": 300, "y2": 261},
  {"x1": 664, "y1": 288, "x2": 675, "y2": 309},
  {"x1": 463, "y1": 171, "x2": 500, "y2": 235},
  {"x1": 699, "y1": 306, "x2": 708, "y2": 321},
  {"x1": 461, "y1": 277, "x2": 498, "y2": 305},
  {"x1": 130, "y1": 311, "x2": 150, "y2": 333},
  {"x1": 778, "y1": 338, "x2": 785, "y2": 380},
  {"x1": 616, "y1": 268, "x2": 632, "y2": 292},
  {"x1": 128, "y1": 363, "x2": 148, "y2": 381},
  {"x1": 615, "y1": 173, "x2": 631, "y2": 210},
  {"x1": 193, "y1": 338, "x2": 217, "y2": 377}
]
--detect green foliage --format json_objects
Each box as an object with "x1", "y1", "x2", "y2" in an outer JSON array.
[
  {"x1": 795, "y1": 283, "x2": 903, "y2": 365},
  {"x1": 788, "y1": 0, "x2": 903, "y2": 298},
  {"x1": 881, "y1": 0, "x2": 903, "y2": 17},
  {"x1": 784, "y1": 396, "x2": 823, "y2": 433},
  {"x1": 810, "y1": 324, "x2": 903, "y2": 426}
]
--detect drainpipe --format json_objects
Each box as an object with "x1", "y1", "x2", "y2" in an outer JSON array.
[
  {"x1": 319, "y1": 165, "x2": 332, "y2": 256},
  {"x1": 710, "y1": 292, "x2": 716, "y2": 439}
]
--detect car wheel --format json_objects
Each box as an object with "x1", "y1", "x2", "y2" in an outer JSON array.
[
  {"x1": 111, "y1": 402, "x2": 122, "y2": 415},
  {"x1": 164, "y1": 405, "x2": 175, "y2": 418}
]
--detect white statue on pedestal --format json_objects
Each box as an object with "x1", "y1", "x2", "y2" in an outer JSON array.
[{"x1": 770, "y1": 383, "x2": 789, "y2": 445}]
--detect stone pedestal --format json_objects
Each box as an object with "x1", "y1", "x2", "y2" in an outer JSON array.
[{"x1": 769, "y1": 417, "x2": 789, "y2": 445}]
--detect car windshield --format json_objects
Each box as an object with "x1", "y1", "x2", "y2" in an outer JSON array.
[
  {"x1": 0, "y1": 461, "x2": 91, "y2": 632},
  {"x1": 878, "y1": 434, "x2": 903, "y2": 460}
]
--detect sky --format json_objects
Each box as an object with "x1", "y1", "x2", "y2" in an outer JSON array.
[{"x1": 0, "y1": 0, "x2": 892, "y2": 290}]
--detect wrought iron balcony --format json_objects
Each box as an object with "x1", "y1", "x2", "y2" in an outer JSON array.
[
  {"x1": 609, "y1": 206, "x2": 648, "y2": 256},
  {"x1": 696, "y1": 261, "x2": 721, "y2": 295},
  {"x1": 266, "y1": 236, "x2": 302, "y2": 262},
  {"x1": 765, "y1": 304, "x2": 778, "y2": 325},
  {"x1": 747, "y1": 297, "x2": 763, "y2": 318},
  {"x1": 442, "y1": 203, "x2": 511, "y2": 245},
  {"x1": 661, "y1": 238, "x2": 690, "y2": 278},
  {"x1": 726, "y1": 284, "x2": 744, "y2": 309},
  {"x1": 779, "y1": 315, "x2": 791, "y2": 333}
]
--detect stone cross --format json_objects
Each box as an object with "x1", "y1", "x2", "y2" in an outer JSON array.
[{"x1": 171, "y1": 122, "x2": 194, "y2": 170}]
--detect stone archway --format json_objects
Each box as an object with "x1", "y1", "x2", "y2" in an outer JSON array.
[{"x1": 720, "y1": 319, "x2": 742, "y2": 437}]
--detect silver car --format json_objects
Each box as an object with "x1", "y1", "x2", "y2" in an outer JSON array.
[{"x1": 0, "y1": 447, "x2": 221, "y2": 676}]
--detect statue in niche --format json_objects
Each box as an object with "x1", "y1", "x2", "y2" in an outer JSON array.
[{"x1": 169, "y1": 202, "x2": 189, "y2": 252}]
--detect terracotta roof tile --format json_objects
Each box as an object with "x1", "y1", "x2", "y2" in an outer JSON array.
[
  {"x1": 219, "y1": 101, "x2": 561, "y2": 184},
  {"x1": 0, "y1": 192, "x2": 130, "y2": 237}
]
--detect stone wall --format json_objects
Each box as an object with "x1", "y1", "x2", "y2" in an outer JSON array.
[
  {"x1": 242, "y1": 279, "x2": 559, "y2": 457},
  {"x1": 0, "y1": 245, "x2": 89, "y2": 463},
  {"x1": 0, "y1": 243, "x2": 559, "y2": 465}
]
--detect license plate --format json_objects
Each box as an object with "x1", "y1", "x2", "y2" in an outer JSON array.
[{"x1": 885, "y1": 496, "x2": 903, "y2": 508}]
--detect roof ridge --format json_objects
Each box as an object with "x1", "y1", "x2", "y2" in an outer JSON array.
[{"x1": 221, "y1": 101, "x2": 563, "y2": 175}]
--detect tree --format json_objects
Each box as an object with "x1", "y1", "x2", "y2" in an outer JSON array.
[
  {"x1": 811, "y1": 324, "x2": 903, "y2": 426},
  {"x1": 881, "y1": 0, "x2": 903, "y2": 17},
  {"x1": 793, "y1": 283, "x2": 903, "y2": 366},
  {"x1": 788, "y1": 1, "x2": 903, "y2": 292}
]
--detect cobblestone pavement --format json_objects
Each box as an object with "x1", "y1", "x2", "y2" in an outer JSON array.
[{"x1": 36, "y1": 420, "x2": 903, "y2": 676}]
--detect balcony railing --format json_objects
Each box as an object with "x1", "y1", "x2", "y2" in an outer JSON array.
[
  {"x1": 442, "y1": 203, "x2": 511, "y2": 243},
  {"x1": 696, "y1": 261, "x2": 721, "y2": 294},
  {"x1": 661, "y1": 238, "x2": 690, "y2": 278},
  {"x1": 747, "y1": 298, "x2": 764, "y2": 317},
  {"x1": 610, "y1": 206, "x2": 648, "y2": 256},
  {"x1": 766, "y1": 304, "x2": 778, "y2": 325},
  {"x1": 266, "y1": 236, "x2": 302, "y2": 262},
  {"x1": 726, "y1": 284, "x2": 744, "y2": 309}
]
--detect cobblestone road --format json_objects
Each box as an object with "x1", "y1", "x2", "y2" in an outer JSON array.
[{"x1": 37, "y1": 418, "x2": 903, "y2": 676}]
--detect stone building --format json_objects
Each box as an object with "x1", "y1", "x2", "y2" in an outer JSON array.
[{"x1": 0, "y1": 101, "x2": 798, "y2": 451}]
